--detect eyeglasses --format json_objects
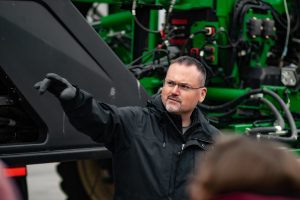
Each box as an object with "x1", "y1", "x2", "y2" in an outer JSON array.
[{"x1": 164, "y1": 80, "x2": 205, "y2": 91}]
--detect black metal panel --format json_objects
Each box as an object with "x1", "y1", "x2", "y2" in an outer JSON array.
[{"x1": 0, "y1": 0, "x2": 149, "y2": 164}]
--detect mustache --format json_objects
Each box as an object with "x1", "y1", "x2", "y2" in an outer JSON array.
[{"x1": 167, "y1": 95, "x2": 181, "y2": 103}]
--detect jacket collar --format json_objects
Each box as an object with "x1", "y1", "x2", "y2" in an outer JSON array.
[
  {"x1": 147, "y1": 94, "x2": 200, "y2": 123},
  {"x1": 147, "y1": 94, "x2": 218, "y2": 142}
]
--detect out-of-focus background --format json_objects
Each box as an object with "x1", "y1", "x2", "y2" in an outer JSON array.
[{"x1": 27, "y1": 163, "x2": 65, "y2": 200}]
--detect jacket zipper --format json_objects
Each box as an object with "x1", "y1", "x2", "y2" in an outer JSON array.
[
  {"x1": 165, "y1": 113, "x2": 183, "y2": 136},
  {"x1": 171, "y1": 143, "x2": 185, "y2": 197}
]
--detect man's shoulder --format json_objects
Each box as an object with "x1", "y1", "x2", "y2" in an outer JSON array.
[{"x1": 195, "y1": 107, "x2": 220, "y2": 135}]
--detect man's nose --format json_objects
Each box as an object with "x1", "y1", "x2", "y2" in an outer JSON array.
[{"x1": 171, "y1": 84, "x2": 180, "y2": 94}]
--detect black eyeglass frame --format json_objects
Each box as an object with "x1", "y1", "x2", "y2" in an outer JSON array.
[{"x1": 163, "y1": 80, "x2": 205, "y2": 91}]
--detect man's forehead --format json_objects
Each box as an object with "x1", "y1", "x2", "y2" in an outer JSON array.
[
  {"x1": 166, "y1": 64, "x2": 202, "y2": 83},
  {"x1": 167, "y1": 63, "x2": 200, "y2": 75},
  {"x1": 168, "y1": 62, "x2": 199, "y2": 70}
]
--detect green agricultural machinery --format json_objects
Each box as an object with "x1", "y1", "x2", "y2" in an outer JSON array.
[
  {"x1": 0, "y1": 0, "x2": 300, "y2": 199},
  {"x1": 74, "y1": 0, "x2": 300, "y2": 143},
  {"x1": 63, "y1": 0, "x2": 300, "y2": 198}
]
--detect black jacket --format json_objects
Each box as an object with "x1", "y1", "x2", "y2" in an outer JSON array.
[{"x1": 62, "y1": 90, "x2": 219, "y2": 200}]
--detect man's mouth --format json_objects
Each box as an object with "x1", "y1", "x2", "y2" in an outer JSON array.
[{"x1": 167, "y1": 96, "x2": 181, "y2": 103}]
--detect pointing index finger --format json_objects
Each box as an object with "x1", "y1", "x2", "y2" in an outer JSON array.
[{"x1": 37, "y1": 78, "x2": 51, "y2": 94}]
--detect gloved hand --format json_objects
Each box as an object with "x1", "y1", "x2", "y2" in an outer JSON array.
[{"x1": 34, "y1": 73, "x2": 77, "y2": 100}]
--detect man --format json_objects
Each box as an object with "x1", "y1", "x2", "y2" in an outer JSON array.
[{"x1": 34, "y1": 56, "x2": 219, "y2": 200}]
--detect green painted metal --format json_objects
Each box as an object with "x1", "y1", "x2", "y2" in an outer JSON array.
[
  {"x1": 242, "y1": 9, "x2": 275, "y2": 68},
  {"x1": 205, "y1": 87, "x2": 249, "y2": 103},
  {"x1": 94, "y1": 11, "x2": 133, "y2": 64},
  {"x1": 225, "y1": 124, "x2": 253, "y2": 134},
  {"x1": 71, "y1": 0, "x2": 300, "y2": 148},
  {"x1": 262, "y1": 86, "x2": 300, "y2": 114},
  {"x1": 139, "y1": 77, "x2": 163, "y2": 96},
  {"x1": 263, "y1": 0, "x2": 285, "y2": 13},
  {"x1": 172, "y1": 0, "x2": 213, "y2": 10},
  {"x1": 96, "y1": 11, "x2": 132, "y2": 30},
  {"x1": 289, "y1": 91, "x2": 300, "y2": 113},
  {"x1": 205, "y1": 86, "x2": 300, "y2": 113},
  {"x1": 148, "y1": 9, "x2": 159, "y2": 50},
  {"x1": 216, "y1": 0, "x2": 235, "y2": 18}
]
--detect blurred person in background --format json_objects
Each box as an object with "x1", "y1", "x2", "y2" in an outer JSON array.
[
  {"x1": 189, "y1": 135, "x2": 300, "y2": 200},
  {"x1": 0, "y1": 161, "x2": 21, "y2": 200}
]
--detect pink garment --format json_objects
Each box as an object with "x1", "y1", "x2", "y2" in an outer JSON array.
[
  {"x1": 0, "y1": 162, "x2": 21, "y2": 200},
  {"x1": 214, "y1": 193, "x2": 298, "y2": 200}
]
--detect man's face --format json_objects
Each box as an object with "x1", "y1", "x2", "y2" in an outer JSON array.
[{"x1": 161, "y1": 63, "x2": 207, "y2": 116}]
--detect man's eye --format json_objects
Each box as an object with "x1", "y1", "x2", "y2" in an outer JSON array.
[
  {"x1": 180, "y1": 84, "x2": 190, "y2": 90},
  {"x1": 167, "y1": 81, "x2": 176, "y2": 86}
]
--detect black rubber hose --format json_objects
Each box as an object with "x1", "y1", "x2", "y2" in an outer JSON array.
[
  {"x1": 257, "y1": 96, "x2": 285, "y2": 129},
  {"x1": 199, "y1": 88, "x2": 263, "y2": 112},
  {"x1": 246, "y1": 96, "x2": 285, "y2": 136},
  {"x1": 206, "y1": 96, "x2": 285, "y2": 129},
  {"x1": 247, "y1": 127, "x2": 278, "y2": 135},
  {"x1": 258, "y1": 89, "x2": 297, "y2": 142},
  {"x1": 199, "y1": 88, "x2": 297, "y2": 142}
]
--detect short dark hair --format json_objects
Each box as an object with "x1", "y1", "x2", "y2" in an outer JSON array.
[{"x1": 170, "y1": 56, "x2": 206, "y2": 86}]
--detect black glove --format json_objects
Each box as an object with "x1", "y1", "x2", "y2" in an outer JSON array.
[{"x1": 34, "y1": 73, "x2": 77, "y2": 100}]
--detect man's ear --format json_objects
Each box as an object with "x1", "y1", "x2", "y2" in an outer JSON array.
[{"x1": 198, "y1": 87, "x2": 207, "y2": 103}]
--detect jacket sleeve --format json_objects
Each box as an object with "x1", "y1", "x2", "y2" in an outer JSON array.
[{"x1": 60, "y1": 89, "x2": 140, "y2": 152}]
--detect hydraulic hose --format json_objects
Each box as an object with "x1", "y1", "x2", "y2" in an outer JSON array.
[
  {"x1": 199, "y1": 88, "x2": 298, "y2": 142},
  {"x1": 206, "y1": 96, "x2": 285, "y2": 130},
  {"x1": 199, "y1": 88, "x2": 263, "y2": 112},
  {"x1": 246, "y1": 96, "x2": 284, "y2": 136},
  {"x1": 262, "y1": 97, "x2": 285, "y2": 128},
  {"x1": 254, "y1": 96, "x2": 285, "y2": 129},
  {"x1": 257, "y1": 89, "x2": 297, "y2": 142},
  {"x1": 247, "y1": 127, "x2": 278, "y2": 135}
]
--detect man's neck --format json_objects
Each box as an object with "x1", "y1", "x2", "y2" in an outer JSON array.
[{"x1": 181, "y1": 114, "x2": 191, "y2": 128}]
